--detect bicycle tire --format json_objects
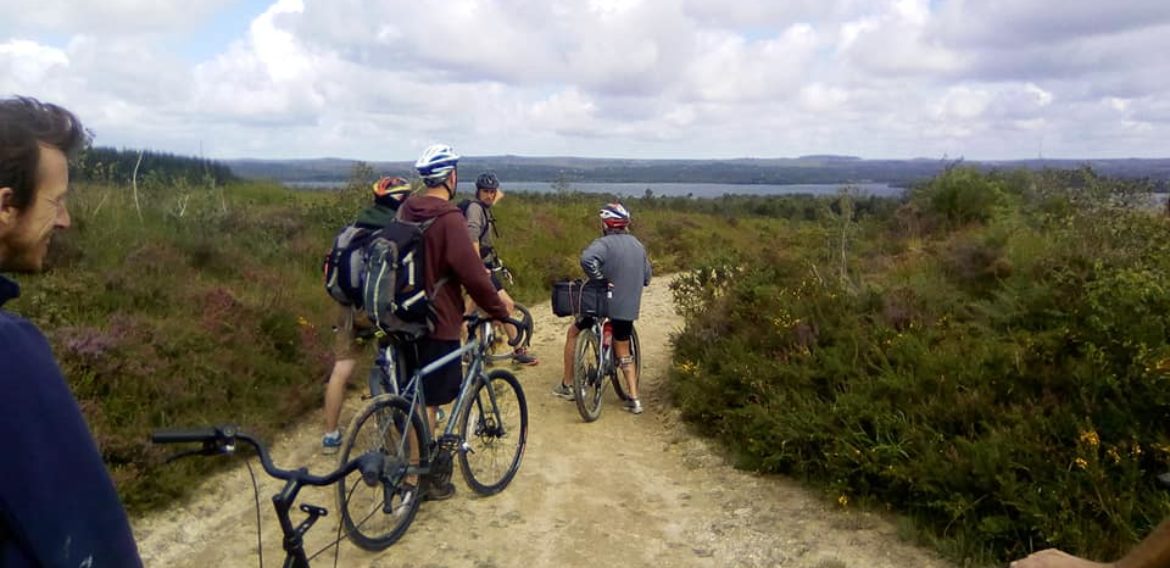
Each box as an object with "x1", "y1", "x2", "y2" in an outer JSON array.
[
  {"x1": 610, "y1": 326, "x2": 640, "y2": 402},
  {"x1": 458, "y1": 370, "x2": 529, "y2": 495},
  {"x1": 336, "y1": 394, "x2": 426, "y2": 551},
  {"x1": 485, "y1": 303, "x2": 535, "y2": 363},
  {"x1": 572, "y1": 329, "x2": 605, "y2": 422}
]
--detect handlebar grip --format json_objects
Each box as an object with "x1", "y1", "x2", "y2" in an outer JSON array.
[
  {"x1": 151, "y1": 426, "x2": 235, "y2": 444},
  {"x1": 506, "y1": 316, "x2": 529, "y2": 348}
]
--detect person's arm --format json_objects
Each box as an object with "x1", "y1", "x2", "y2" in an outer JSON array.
[
  {"x1": 442, "y1": 214, "x2": 508, "y2": 320},
  {"x1": 1118, "y1": 519, "x2": 1170, "y2": 568},
  {"x1": 1011, "y1": 519, "x2": 1170, "y2": 568},
  {"x1": 466, "y1": 202, "x2": 486, "y2": 258},
  {"x1": 580, "y1": 238, "x2": 607, "y2": 281}
]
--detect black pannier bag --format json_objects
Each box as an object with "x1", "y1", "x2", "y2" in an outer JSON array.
[{"x1": 551, "y1": 279, "x2": 610, "y2": 317}]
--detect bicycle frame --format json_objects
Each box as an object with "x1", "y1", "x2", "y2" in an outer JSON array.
[{"x1": 372, "y1": 319, "x2": 515, "y2": 475}]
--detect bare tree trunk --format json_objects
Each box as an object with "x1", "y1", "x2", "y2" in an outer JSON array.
[{"x1": 132, "y1": 150, "x2": 144, "y2": 223}]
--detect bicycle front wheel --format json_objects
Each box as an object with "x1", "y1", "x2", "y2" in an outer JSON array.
[
  {"x1": 458, "y1": 370, "x2": 528, "y2": 495},
  {"x1": 572, "y1": 329, "x2": 605, "y2": 422},
  {"x1": 337, "y1": 394, "x2": 426, "y2": 551}
]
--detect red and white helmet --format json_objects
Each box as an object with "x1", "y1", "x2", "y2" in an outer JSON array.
[{"x1": 599, "y1": 202, "x2": 631, "y2": 229}]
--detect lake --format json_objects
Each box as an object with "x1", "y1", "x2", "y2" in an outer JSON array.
[{"x1": 285, "y1": 180, "x2": 905, "y2": 199}]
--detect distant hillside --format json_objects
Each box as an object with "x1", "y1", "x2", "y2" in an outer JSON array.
[{"x1": 224, "y1": 155, "x2": 1170, "y2": 189}]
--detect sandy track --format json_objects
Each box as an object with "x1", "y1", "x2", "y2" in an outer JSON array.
[{"x1": 132, "y1": 277, "x2": 953, "y2": 567}]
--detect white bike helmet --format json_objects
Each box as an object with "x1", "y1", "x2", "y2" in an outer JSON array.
[{"x1": 415, "y1": 144, "x2": 460, "y2": 185}]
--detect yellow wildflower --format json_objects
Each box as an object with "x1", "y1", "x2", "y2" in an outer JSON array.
[
  {"x1": 837, "y1": 495, "x2": 849, "y2": 507},
  {"x1": 1073, "y1": 457, "x2": 1088, "y2": 470},
  {"x1": 1078, "y1": 430, "x2": 1100, "y2": 448}
]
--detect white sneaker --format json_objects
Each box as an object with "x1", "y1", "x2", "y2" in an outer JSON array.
[
  {"x1": 551, "y1": 383, "x2": 574, "y2": 400},
  {"x1": 624, "y1": 398, "x2": 644, "y2": 415},
  {"x1": 394, "y1": 484, "x2": 417, "y2": 517}
]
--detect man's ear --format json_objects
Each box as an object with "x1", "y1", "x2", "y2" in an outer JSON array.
[{"x1": 0, "y1": 187, "x2": 17, "y2": 229}]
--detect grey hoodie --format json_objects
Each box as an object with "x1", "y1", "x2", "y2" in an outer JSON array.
[{"x1": 580, "y1": 232, "x2": 652, "y2": 320}]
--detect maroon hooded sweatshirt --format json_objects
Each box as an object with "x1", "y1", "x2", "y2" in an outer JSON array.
[{"x1": 397, "y1": 194, "x2": 510, "y2": 341}]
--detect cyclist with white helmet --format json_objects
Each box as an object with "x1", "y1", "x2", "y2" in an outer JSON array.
[
  {"x1": 555, "y1": 202, "x2": 652, "y2": 414},
  {"x1": 461, "y1": 171, "x2": 538, "y2": 366},
  {"x1": 395, "y1": 144, "x2": 512, "y2": 500},
  {"x1": 321, "y1": 176, "x2": 413, "y2": 454}
]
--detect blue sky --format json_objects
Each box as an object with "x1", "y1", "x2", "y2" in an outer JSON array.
[
  {"x1": 178, "y1": 0, "x2": 271, "y2": 62},
  {"x1": 2, "y1": 0, "x2": 1169, "y2": 161}
]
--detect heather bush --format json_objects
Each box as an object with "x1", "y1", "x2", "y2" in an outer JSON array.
[{"x1": 670, "y1": 168, "x2": 1170, "y2": 564}]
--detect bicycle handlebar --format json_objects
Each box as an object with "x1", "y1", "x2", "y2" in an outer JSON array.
[
  {"x1": 151, "y1": 425, "x2": 382, "y2": 488},
  {"x1": 465, "y1": 314, "x2": 530, "y2": 348}
]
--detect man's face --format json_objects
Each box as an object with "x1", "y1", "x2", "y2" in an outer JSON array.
[
  {"x1": 0, "y1": 144, "x2": 71, "y2": 272},
  {"x1": 478, "y1": 187, "x2": 499, "y2": 205}
]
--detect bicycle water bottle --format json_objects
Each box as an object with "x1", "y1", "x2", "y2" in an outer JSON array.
[{"x1": 602, "y1": 321, "x2": 613, "y2": 349}]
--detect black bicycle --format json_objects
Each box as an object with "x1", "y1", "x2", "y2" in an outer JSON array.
[
  {"x1": 334, "y1": 314, "x2": 531, "y2": 550},
  {"x1": 151, "y1": 425, "x2": 385, "y2": 568},
  {"x1": 572, "y1": 317, "x2": 641, "y2": 422}
]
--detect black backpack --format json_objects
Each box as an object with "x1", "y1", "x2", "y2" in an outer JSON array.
[
  {"x1": 362, "y1": 211, "x2": 456, "y2": 341},
  {"x1": 322, "y1": 223, "x2": 378, "y2": 307}
]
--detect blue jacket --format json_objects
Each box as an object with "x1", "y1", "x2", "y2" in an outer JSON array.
[{"x1": 0, "y1": 275, "x2": 141, "y2": 567}]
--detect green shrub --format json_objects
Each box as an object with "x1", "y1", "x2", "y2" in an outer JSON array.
[{"x1": 671, "y1": 169, "x2": 1170, "y2": 564}]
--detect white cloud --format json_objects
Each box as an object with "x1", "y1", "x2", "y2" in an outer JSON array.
[
  {"x1": 0, "y1": 0, "x2": 233, "y2": 36},
  {"x1": 0, "y1": 40, "x2": 68, "y2": 89},
  {"x1": 3, "y1": 0, "x2": 1170, "y2": 160}
]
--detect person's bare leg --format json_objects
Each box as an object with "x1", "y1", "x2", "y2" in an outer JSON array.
[
  {"x1": 615, "y1": 339, "x2": 638, "y2": 399},
  {"x1": 497, "y1": 289, "x2": 519, "y2": 340},
  {"x1": 324, "y1": 358, "x2": 357, "y2": 433},
  {"x1": 562, "y1": 324, "x2": 580, "y2": 386}
]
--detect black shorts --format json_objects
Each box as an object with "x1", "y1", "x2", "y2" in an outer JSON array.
[
  {"x1": 401, "y1": 338, "x2": 463, "y2": 406},
  {"x1": 574, "y1": 317, "x2": 633, "y2": 341}
]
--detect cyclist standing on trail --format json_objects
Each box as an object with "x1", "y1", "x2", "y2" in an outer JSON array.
[
  {"x1": 321, "y1": 176, "x2": 412, "y2": 454},
  {"x1": 554, "y1": 202, "x2": 652, "y2": 414},
  {"x1": 461, "y1": 171, "x2": 538, "y2": 366},
  {"x1": 1011, "y1": 519, "x2": 1170, "y2": 567},
  {"x1": 397, "y1": 144, "x2": 512, "y2": 500},
  {"x1": 0, "y1": 96, "x2": 143, "y2": 566}
]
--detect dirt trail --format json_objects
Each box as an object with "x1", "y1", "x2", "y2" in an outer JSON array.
[{"x1": 132, "y1": 277, "x2": 953, "y2": 567}]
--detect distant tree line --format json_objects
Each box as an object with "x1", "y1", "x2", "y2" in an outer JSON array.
[
  {"x1": 227, "y1": 155, "x2": 1170, "y2": 190},
  {"x1": 76, "y1": 147, "x2": 237, "y2": 186}
]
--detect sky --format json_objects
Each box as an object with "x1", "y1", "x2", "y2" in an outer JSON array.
[{"x1": 2, "y1": 0, "x2": 1169, "y2": 162}]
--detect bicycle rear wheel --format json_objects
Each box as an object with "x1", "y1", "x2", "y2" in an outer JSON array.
[
  {"x1": 485, "y1": 303, "x2": 534, "y2": 363},
  {"x1": 458, "y1": 370, "x2": 528, "y2": 495},
  {"x1": 336, "y1": 394, "x2": 426, "y2": 550},
  {"x1": 572, "y1": 329, "x2": 605, "y2": 422},
  {"x1": 610, "y1": 326, "x2": 640, "y2": 402}
]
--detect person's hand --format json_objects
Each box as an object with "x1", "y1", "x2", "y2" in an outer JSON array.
[
  {"x1": 501, "y1": 295, "x2": 515, "y2": 315},
  {"x1": 1009, "y1": 549, "x2": 1112, "y2": 568}
]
